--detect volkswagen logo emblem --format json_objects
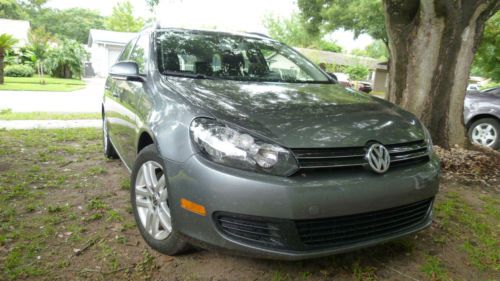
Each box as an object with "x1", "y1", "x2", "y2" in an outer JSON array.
[{"x1": 366, "y1": 143, "x2": 391, "y2": 174}]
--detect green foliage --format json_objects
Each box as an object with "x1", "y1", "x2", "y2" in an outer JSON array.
[
  {"x1": 344, "y1": 65, "x2": 370, "y2": 81},
  {"x1": 27, "y1": 27, "x2": 52, "y2": 83},
  {"x1": 144, "y1": 0, "x2": 159, "y2": 11},
  {"x1": 420, "y1": 256, "x2": 450, "y2": 281},
  {"x1": 471, "y1": 11, "x2": 499, "y2": 81},
  {"x1": 0, "y1": 33, "x2": 18, "y2": 50},
  {"x1": 46, "y1": 39, "x2": 88, "y2": 79},
  {"x1": 351, "y1": 40, "x2": 388, "y2": 60},
  {"x1": 4, "y1": 64, "x2": 34, "y2": 77},
  {"x1": 105, "y1": 0, "x2": 144, "y2": 32},
  {"x1": 298, "y1": 0, "x2": 387, "y2": 42},
  {"x1": 263, "y1": 13, "x2": 342, "y2": 52},
  {"x1": 31, "y1": 8, "x2": 105, "y2": 43},
  {"x1": 0, "y1": 0, "x2": 27, "y2": 19}
]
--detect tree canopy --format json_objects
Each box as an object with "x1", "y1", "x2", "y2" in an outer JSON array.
[
  {"x1": 298, "y1": 0, "x2": 387, "y2": 44},
  {"x1": 31, "y1": 8, "x2": 105, "y2": 43},
  {"x1": 263, "y1": 13, "x2": 343, "y2": 52},
  {"x1": 351, "y1": 40, "x2": 388, "y2": 60},
  {"x1": 105, "y1": 0, "x2": 145, "y2": 32},
  {"x1": 0, "y1": 0, "x2": 27, "y2": 19},
  {"x1": 471, "y1": 11, "x2": 499, "y2": 81}
]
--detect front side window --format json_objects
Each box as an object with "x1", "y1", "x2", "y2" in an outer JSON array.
[
  {"x1": 129, "y1": 34, "x2": 150, "y2": 74},
  {"x1": 156, "y1": 31, "x2": 330, "y2": 83},
  {"x1": 119, "y1": 38, "x2": 137, "y2": 62}
]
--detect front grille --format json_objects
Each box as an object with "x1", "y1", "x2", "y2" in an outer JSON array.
[
  {"x1": 296, "y1": 198, "x2": 433, "y2": 248},
  {"x1": 214, "y1": 198, "x2": 433, "y2": 251},
  {"x1": 292, "y1": 140, "x2": 429, "y2": 170}
]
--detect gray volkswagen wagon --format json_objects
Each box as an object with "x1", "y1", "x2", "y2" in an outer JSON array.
[{"x1": 102, "y1": 27, "x2": 440, "y2": 260}]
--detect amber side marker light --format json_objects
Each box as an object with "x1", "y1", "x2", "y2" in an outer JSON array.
[{"x1": 181, "y1": 198, "x2": 206, "y2": 216}]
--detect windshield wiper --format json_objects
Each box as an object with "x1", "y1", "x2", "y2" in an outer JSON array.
[{"x1": 161, "y1": 70, "x2": 215, "y2": 80}]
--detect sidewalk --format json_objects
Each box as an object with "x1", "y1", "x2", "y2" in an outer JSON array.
[{"x1": 0, "y1": 119, "x2": 101, "y2": 130}]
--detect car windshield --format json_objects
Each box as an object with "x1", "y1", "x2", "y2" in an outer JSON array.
[{"x1": 156, "y1": 30, "x2": 331, "y2": 83}]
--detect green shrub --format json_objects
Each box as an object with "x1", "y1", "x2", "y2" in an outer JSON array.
[{"x1": 4, "y1": 65, "x2": 35, "y2": 77}]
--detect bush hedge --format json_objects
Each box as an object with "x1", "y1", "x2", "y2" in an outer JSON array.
[{"x1": 5, "y1": 65, "x2": 35, "y2": 77}]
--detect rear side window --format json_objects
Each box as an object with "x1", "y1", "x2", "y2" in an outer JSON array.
[
  {"x1": 119, "y1": 38, "x2": 137, "y2": 62},
  {"x1": 129, "y1": 34, "x2": 150, "y2": 74}
]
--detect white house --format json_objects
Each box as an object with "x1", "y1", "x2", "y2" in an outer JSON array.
[
  {"x1": 0, "y1": 18, "x2": 30, "y2": 48},
  {"x1": 87, "y1": 29, "x2": 137, "y2": 77}
]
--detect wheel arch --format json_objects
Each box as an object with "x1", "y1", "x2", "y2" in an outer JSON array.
[
  {"x1": 466, "y1": 114, "x2": 499, "y2": 129},
  {"x1": 137, "y1": 129, "x2": 157, "y2": 154}
]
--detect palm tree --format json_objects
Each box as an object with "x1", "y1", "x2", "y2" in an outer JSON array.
[
  {"x1": 28, "y1": 28, "x2": 51, "y2": 84},
  {"x1": 0, "y1": 34, "x2": 19, "y2": 85}
]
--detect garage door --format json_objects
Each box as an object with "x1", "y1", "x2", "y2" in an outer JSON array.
[{"x1": 108, "y1": 48, "x2": 123, "y2": 70}]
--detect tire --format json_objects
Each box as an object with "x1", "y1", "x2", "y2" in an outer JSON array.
[
  {"x1": 131, "y1": 144, "x2": 189, "y2": 255},
  {"x1": 468, "y1": 118, "x2": 500, "y2": 149},
  {"x1": 103, "y1": 117, "x2": 119, "y2": 159}
]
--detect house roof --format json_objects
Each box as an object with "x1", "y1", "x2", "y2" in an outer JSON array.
[
  {"x1": 295, "y1": 47, "x2": 385, "y2": 70},
  {"x1": 88, "y1": 29, "x2": 137, "y2": 47},
  {"x1": 0, "y1": 18, "x2": 30, "y2": 47}
]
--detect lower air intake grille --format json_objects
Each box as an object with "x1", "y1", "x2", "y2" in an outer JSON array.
[
  {"x1": 214, "y1": 213, "x2": 286, "y2": 248},
  {"x1": 214, "y1": 198, "x2": 433, "y2": 251},
  {"x1": 295, "y1": 198, "x2": 433, "y2": 248}
]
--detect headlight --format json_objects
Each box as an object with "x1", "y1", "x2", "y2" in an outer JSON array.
[
  {"x1": 190, "y1": 118, "x2": 298, "y2": 176},
  {"x1": 422, "y1": 124, "x2": 433, "y2": 155}
]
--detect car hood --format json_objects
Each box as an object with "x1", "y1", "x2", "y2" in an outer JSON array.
[{"x1": 165, "y1": 77, "x2": 425, "y2": 148}]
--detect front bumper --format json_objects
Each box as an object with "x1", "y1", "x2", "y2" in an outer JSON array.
[{"x1": 163, "y1": 154, "x2": 440, "y2": 260}]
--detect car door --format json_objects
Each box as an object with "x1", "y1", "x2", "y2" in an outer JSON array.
[
  {"x1": 105, "y1": 37, "x2": 137, "y2": 159},
  {"x1": 114, "y1": 33, "x2": 151, "y2": 167}
]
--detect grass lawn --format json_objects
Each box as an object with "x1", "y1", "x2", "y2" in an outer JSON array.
[
  {"x1": 0, "y1": 76, "x2": 86, "y2": 92},
  {"x1": 0, "y1": 128, "x2": 499, "y2": 280},
  {"x1": 0, "y1": 110, "x2": 101, "y2": 120},
  {"x1": 370, "y1": 91, "x2": 386, "y2": 98}
]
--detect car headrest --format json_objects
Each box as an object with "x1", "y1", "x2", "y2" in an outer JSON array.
[
  {"x1": 194, "y1": 61, "x2": 213, "y2": 76},
  {"x1": 164, "y1": 52, "x2": 180, "y2": 71},
  {"x1": 220, "y1": 52, "x2": 244, "y2": 76}
]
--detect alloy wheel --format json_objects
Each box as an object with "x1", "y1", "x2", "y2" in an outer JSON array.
[
  {"x1": 134, "y1": 161, "x2": 172, "y2": 240},
  {"x1": 471, "y1": 123, "x2": 497, "y2": 147}
]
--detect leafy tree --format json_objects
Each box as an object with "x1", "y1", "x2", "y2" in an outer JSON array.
[
  {"x1": 0, "y1": 33, "x2": 19, "y2": 84},
  {"x1": 105, "y1": 0, "x2": 145, "y2": 32},
  {"x1": 31, "y1": 8, "x2": 105, "y2": 43},
  {"x1": 344, "y1": 65, "x2": 370, "y2": 81},
  {"x1": 28, "y1": 27, "x2": 52, "y2": 84},
  {"x1": 298, "y1": 0, "x2": 387, "y2": 44},
  {"x1": 471, "y1": 11, "x2": 499, "y2": 81},
  {"x1": 263, "y1": 13, "x2": 342, "y2": 52},
  {"x1": 351, "y1": 40, "x2": 388, "y2": 60},
  {"x1": 0, "y1": 0, "x2": 27, "y2": 19},
  {"x1": 144, "y1": 0, "x2": 159, "y2": 11},
  {"x1": 46, "y1": 39, "x2": 88, "y2": 79}
]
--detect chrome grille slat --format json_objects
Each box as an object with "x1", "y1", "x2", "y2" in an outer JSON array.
[{"x1": 292, "y1": 140, "x2": 429, "y2": 170}]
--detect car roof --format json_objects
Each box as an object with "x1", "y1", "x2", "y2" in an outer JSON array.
[{"x1": 146, "y1": 25, "x2": 276, "y2": 42}]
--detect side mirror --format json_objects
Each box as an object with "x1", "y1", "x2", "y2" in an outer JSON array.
[{"x1": 109, "y1": 61, "x2": 143, "y2": 82}]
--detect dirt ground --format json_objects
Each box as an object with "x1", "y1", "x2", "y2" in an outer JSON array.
[{"x1": 0, "y1": 128, "x2": 499, "y2": 281}]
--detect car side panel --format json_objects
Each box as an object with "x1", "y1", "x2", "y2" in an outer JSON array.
[
  {"x1": 464, "y1": 92, "x2": 500, "y2": 125},
  {"x1": 135, "y1": 72, "x2": 209, "y2": 164}
]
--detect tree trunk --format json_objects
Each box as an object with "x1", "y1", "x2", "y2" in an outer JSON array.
[
  {"x1": 0, "y1": 48, "x2": 4, "y2": 85},
  {"x1": 383, "y1": 0, "x2": 499, "y2": 148}
]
